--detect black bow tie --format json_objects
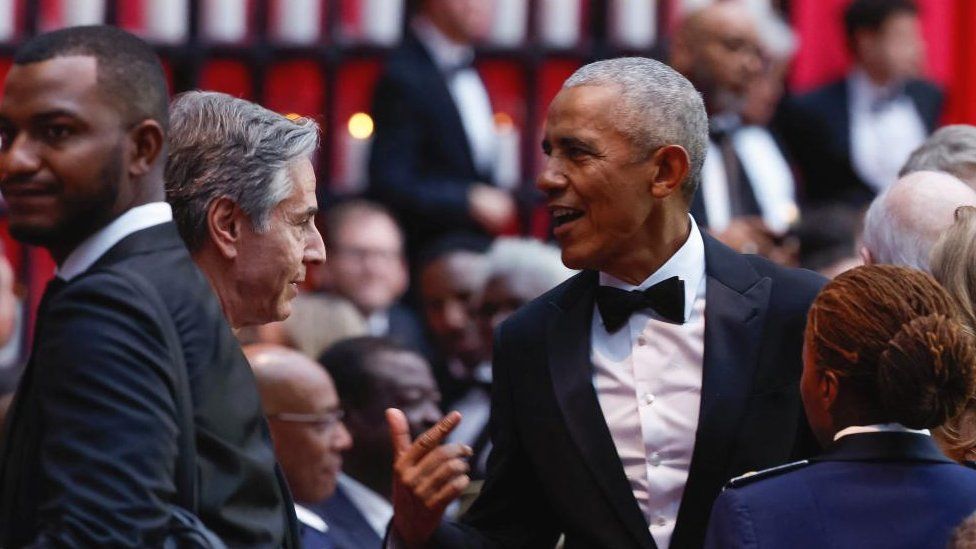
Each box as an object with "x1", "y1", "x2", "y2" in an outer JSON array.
[{"x1": 596, "y1": 276, "x2": 685, "y2": 333}]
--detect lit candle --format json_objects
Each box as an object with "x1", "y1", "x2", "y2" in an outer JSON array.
[
  {"x1": 338, "y1": 112, "x2": 374, "y2": 194},
  {"x1": 539, "y1": 0, "x2": 580, "y2": 49},
  {"x1": 272, "y1": 0, "x2": 321, "y2": 45},
  {"x1": 494, "y1": 113, "x2": 521, "y2": 191},
  {"x1": 611, "y1": 0, "x2": 656, "y2": 49},
  {"x1": 490, "y1": 0, "x2": 527, "y2": 48},
  {"x1": 363, "y1": 0, "x2": 404, "y2": 46},
  {"x1": 145, "y1": 0, "x2": 189, "y2": 43},
  {"x1": 61, "y1": 0, "x2": 105, "y2": 26},
  {"x1": 0, "y1": 0, "x2": 16, "y2": 40},
  {"x1": 201, "y1": 0, "x2": 247, "y2": 43}
]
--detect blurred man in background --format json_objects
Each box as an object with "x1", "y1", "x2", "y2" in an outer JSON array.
[
  {"x1": 166, "y1": 91, "x2": 326, "y2": 328},
  {"x1": 321, "y1": 200, "x2": 427, "y2": 352},
  {"x1": 247, "y1": 344, "x2": 353, "y2": 549},
  {"x1": 671, "y1": 1, "x2": 798, "y2": 263},
  {"x1": 315, "y1": 337, "x2": 441, "y2": 548},
  {"x1": 369, "y1": 0, "x2": 517, "y2": 259},
  {"x1": 783, "y1": 0, "x2": 941, "y2": 208},
  {"x1": 417, "y1": 236, "x2": 489, "y2": 407}
]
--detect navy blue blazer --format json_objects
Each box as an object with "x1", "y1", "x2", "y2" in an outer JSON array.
[
  {"x1": 312, "y1": 485, "x2": 383, "y2": 549},
  {"x1": 779, "y1": 76, "x2": 943, "y2": 208},
  {"x1": 704, "y1": 432, "x2": 976, "y2": 549},
  {"x1": 367, "y1": 30, "x2": 494, "y2": 257},
  {"x1": 428, "y1": 233, "x2": 826, "y2": 549},
  {"x1": 299, "y1": 522, "x2": 337, "y2": 549}
]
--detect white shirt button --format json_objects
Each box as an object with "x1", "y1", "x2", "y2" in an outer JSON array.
[
  {"x1": 648, "y1": 452, "x2": 661, "y2": 467},
  {"x1": 637, "y1": 335, "x2": 648, "y2": 346},
  {"x1": 652, "y1": 516, "x2": 667, "y2": 528},
  {"x1": 642, "y1": 393, "x2": 655, "y2": 406}
]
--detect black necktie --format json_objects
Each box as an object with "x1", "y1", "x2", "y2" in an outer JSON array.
[{"x1": 596, "y1": 276, "x2": 685, "y2": 333}]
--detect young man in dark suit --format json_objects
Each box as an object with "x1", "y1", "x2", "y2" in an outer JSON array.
[
  {"x1": 781, "y1": 0, "x2": 943, "y2": 208},
  {"x1": 368, "y1": 0, "x2": 517, "y2": 258},
  {"x1": 0, "y1": 26, "x2": 298, "y2": 547},
  {"x1": 385, "y1": 57, "x2": 825, "y2": 549}
]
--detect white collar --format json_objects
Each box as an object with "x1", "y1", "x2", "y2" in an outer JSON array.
[
  {"x1": 57, "y1": 202, "x2": 173, "y2": 281},
  {"x1": 833, "y1": 423, "x2": 930, "y2": 442},
  {"x1": 337, "y1": 473, "x2": 392, "y2": 538},
  {"x1": 411, "y1": 16, "x2": 474, "y2": 73},
  {"x1": 849, "y1": 69, "x2": 906, "y2": 108},
  {"x1": 294, "y1": 504, "x2": 329, "y2": 534},
  {"x1": 598, "y1": 214, "x2": 706, "y2": 322}
]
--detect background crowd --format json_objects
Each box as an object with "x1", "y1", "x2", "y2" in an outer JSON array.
[{"x1": 3, "y1": 0, "x2": 976, "y2": 548}]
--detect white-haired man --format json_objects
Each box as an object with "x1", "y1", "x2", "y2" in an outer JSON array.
[
  {"x1": 165, "y1": 91, "x2": 326, "y2": 327},
  {"x1": 861, "y1": 170, "x2": 976, "y2": 271},
  {"x1": 386, "y1": 57, "x2": 826, "y2": 549}
]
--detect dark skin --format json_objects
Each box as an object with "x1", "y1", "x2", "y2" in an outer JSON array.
[
  {"x1": 0, "y1": 55, "x2": 164, "y2": 264},
  {"x1": 386, "y1": 83, "x2": 694, "y2": 547}
]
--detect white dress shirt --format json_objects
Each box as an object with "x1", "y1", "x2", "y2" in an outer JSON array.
[
  {"x1": 848, "y1": 70, "x2": 928, "y2": 194},
  {"x1": 338, "y1": 473, "x2": 393, "y2": 540},
  {"x1": 57, "y1": 202, "x2": 174, "y2": 281},
  {"x1": 833, "y1": 422, "x2": 930, "y2": 442},
  {"x1": 592, "y1": 216, "x2": 706, "y2": 549},
  {"x1": 412, "y1": 16, "x2": 497, "y2": 177},
  {"x1": 295, "y1": 503, "x2": 330, "y2": 534}
]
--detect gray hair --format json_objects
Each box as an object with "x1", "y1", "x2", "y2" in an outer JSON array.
[
  {"x1": 562, "y1": 57, "x2": 709, "y2": 200},
  {"x1": 485, "y1": 238, "x2": 576, "y2": 299},
  {"x1": 862, "y1": 170, "x2": 976, "y2": 272},
  {"x1": 165, "y1": 91, "x2": 320, "y2": 251},
  {"x1": 900, "y1": 125, "x2": 976, "y2": 185}
]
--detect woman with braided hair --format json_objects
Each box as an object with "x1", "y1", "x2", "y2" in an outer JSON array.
[{"x1": 705, "y1": 265, "x2": 976, "y2": 549}]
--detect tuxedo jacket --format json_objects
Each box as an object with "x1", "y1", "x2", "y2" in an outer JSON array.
[
  {"x1": 0, "y1": 223, "x2": 299, "y2": 547},
  {"x1": 312, "y1": 485, "x2": 383, "y2": 549},
  {"x1": 704, "y1": 432, "x2": 976, "y2": 549},
  {"x1": 367, "y1": 30, "x2": 494, "y2": 256},
  {"x1": 431, "y1": 234, "x2": 826, "y2": 548},
  {"x1": 779, "y1": 77, "x2": 943, "y2": 208}
]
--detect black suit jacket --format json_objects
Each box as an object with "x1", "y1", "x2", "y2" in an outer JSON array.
[
  {"x1": 779, "y1": 76, "x2": 943, "y2": 208},
  {"x1": 0, "y1": 223, "x2": 299, "y2": 547},
  {"x1": 431, "y1": 234, "x2": 825, "y2": 549},
  {"x1": 367, "y1": 30, "x2": 493, "y2": 256},
  {"x1": 705, "y1": 432, "x2": 976, "y2": 549}
]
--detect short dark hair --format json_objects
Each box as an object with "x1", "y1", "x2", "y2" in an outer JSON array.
[
  {"x1": 319, "y1": 336, "x2": 412, "y2": 411},
  {"x1": 14, "y1": 25, "x2": 169, "y2": 130},
  {"x1": 416, "y1": 232, "x2": 491, "y2": 273},
  {"x1": 844, "y1": 0, "x2": 918, "y2": 42}
]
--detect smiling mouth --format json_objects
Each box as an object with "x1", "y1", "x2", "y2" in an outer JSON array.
[{"x1": 551, "y1": 207, "x2": 584, "y2": 228}]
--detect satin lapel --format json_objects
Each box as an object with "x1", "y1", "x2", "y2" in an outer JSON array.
[
  {"x1": 672, "y1": 236, "x2": 771, "y2": 546},
  {"x1": 546, "y1": 271, "x2": 655, "y2": 549}
]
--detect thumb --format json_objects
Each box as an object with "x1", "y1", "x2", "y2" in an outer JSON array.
[{"x1": 386, "y1": 408, "x2": 412, "y2": 458}]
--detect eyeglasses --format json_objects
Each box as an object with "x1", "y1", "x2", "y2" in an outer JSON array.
[{"x1": 267, "y1": 410, "x2": 345, "y2": 435}]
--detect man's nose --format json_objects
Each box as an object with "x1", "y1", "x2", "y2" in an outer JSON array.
[
  {"x1": 1, "y1": 134, "x2": 42, "y2": 179},
  {"x1": 536, "y1": 157, "x2": 567, "y2": 195},
  {"x1": 304, "y1": 225, "x2": 326, "y2": 265}
]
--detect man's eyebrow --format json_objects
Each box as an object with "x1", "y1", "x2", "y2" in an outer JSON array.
[
  {"x1": 557, "y1": 136, "x2": 597, "y2": 151},
  {"x1": 30, "y1": 109, "x2": 84, "y2": 124}
]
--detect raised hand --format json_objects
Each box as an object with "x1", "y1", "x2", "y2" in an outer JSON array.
[{"x1": 387, "y1": 409, "x2": 473, "y2": 547}]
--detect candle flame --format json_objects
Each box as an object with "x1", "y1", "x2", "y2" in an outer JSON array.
[
  {"x1": 494, "y1": 112, "x2": 514, "y2": 129},
  {"x1": 348, "y1": 112, "x2": 374, "y2": 140}
]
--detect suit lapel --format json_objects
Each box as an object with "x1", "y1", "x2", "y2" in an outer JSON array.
[
  {"x1": 672, "y1": 235, "x2": 771, "y2": 546},
  {"x1": 546, "y1": 271, "x2": 655, "y2": 549}
]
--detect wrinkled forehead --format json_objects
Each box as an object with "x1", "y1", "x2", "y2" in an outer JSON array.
[{"x1": 545, "y1": 84, "x2": 631, "y2": 141}]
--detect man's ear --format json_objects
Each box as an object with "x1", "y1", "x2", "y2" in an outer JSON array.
[
  {"x1": 649, "y1": 144, "x2": 691, "y2": 200},
  {"x1": 127, "y1": 119, "x2": 165, "y2": 178},
  {"x1": 207, "y1": 197, "x2": 244, "y2": 260},
  {"x1": 859, "y1": 245, "x2": 873, "y2": 265}
]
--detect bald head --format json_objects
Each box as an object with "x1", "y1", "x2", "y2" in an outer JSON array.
[
  {"x1": 245, "y1": 343, "x2": 352, "y2": 504},
  {"x1": 862, "y1": 171, "x2": 976, "y2": 272},
  {"x1": 671, "y1": 1, "x2": 763, "y2": 107}
]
